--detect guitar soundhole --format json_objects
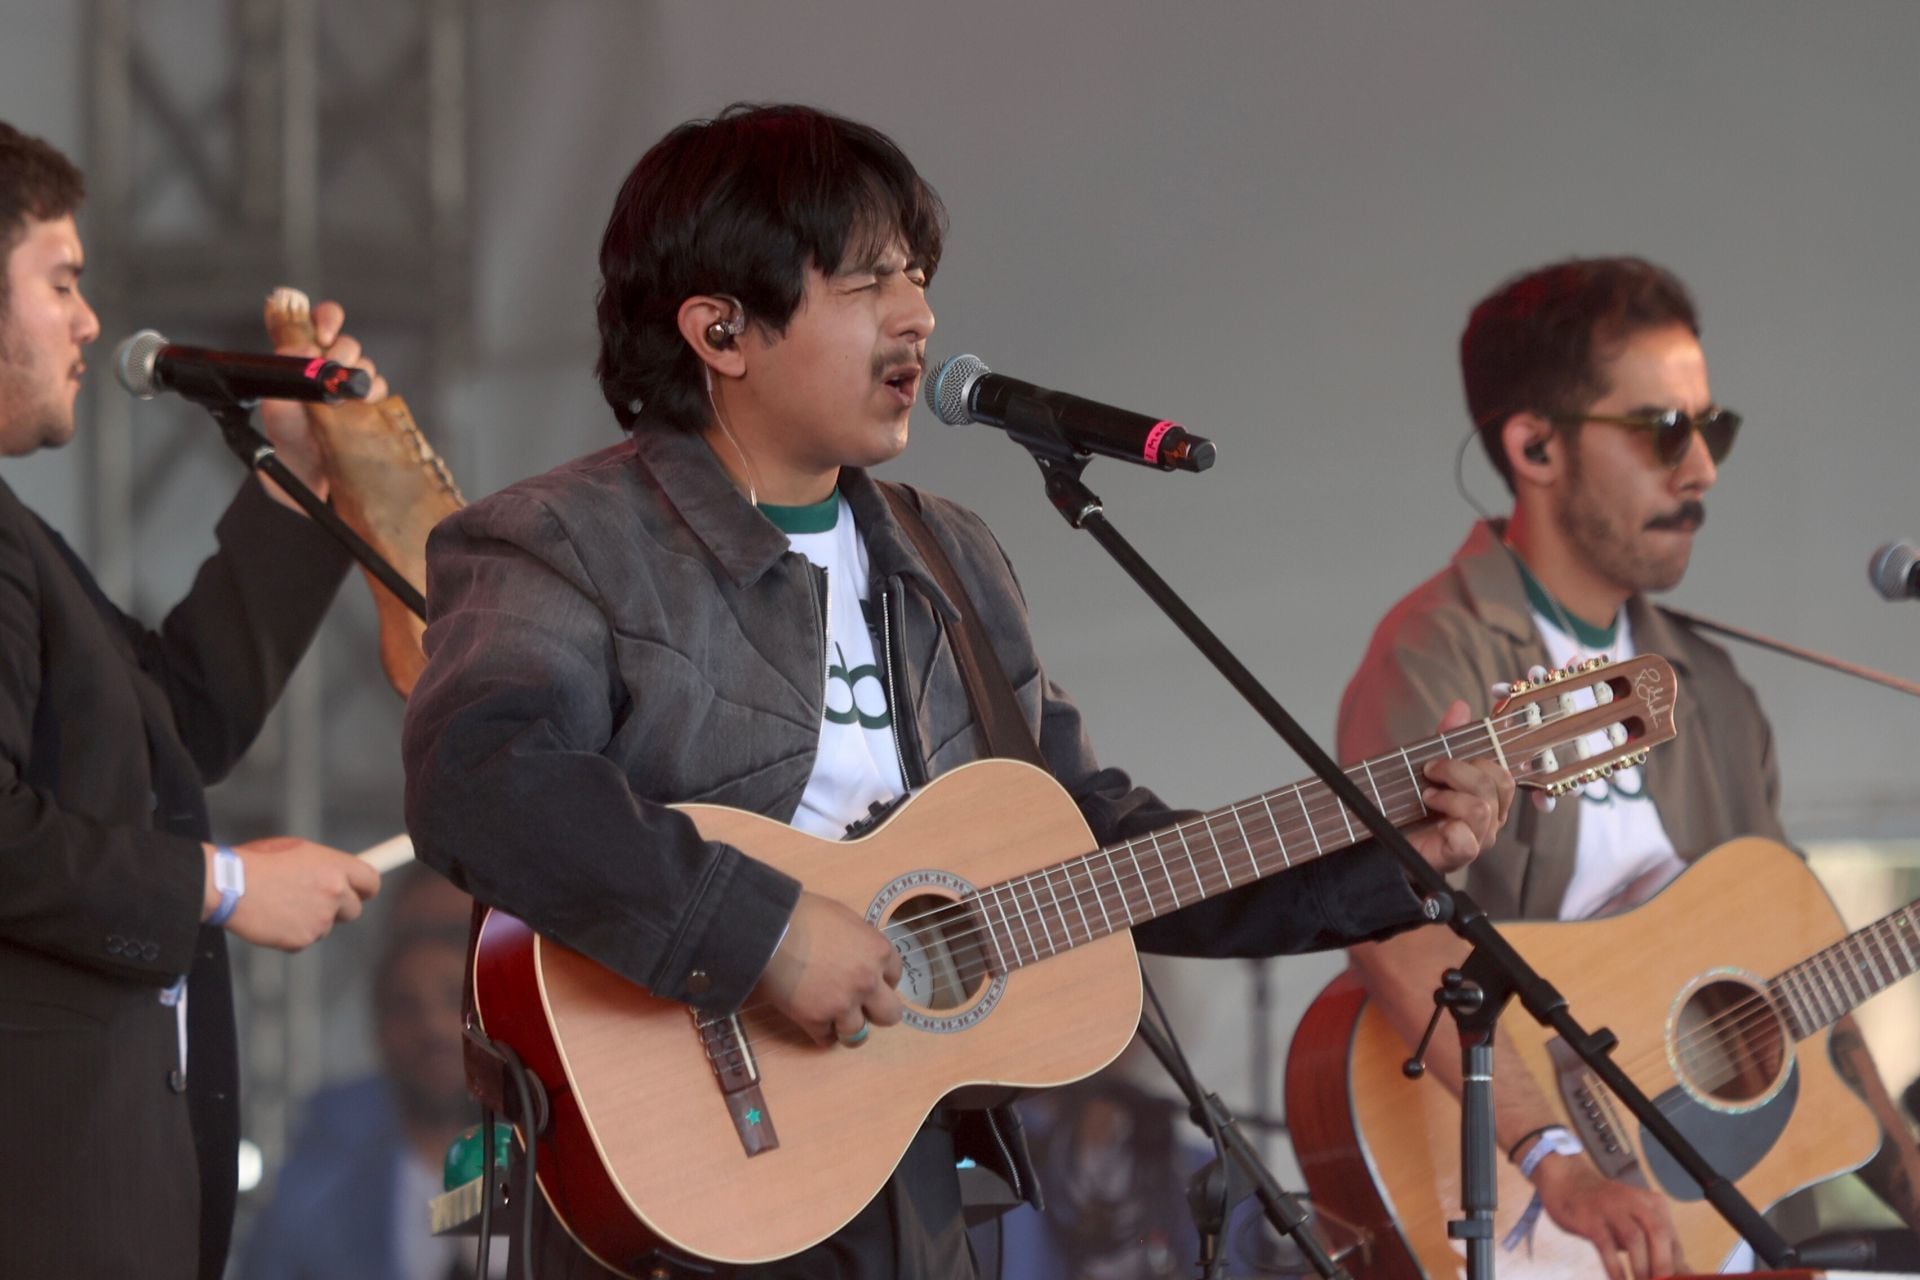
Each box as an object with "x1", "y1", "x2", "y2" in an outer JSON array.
[
  {"x1": 884, "y1": 892, "x2": 992, "y2": 1013},
  {"x1": 1672, "y1": 977, "x2": 1788, "y2": 1107}
]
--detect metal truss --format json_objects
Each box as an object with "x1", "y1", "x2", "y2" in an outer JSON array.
[{"x1": 82, "y1": 0, "x2": 472, "y2": 1205}]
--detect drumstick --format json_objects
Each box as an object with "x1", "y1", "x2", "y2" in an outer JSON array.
[{"x1": 358, "y1": 833, "x2": 417, "y2": 874}]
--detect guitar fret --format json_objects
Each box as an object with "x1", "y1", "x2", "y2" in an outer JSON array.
[
  {"x1": 1228, "y1": 803, "x2": 1259, "y2": 879},
  {"x1": 1172, "y1": 821, "x2": 1206, "y2": 901},
  {"x1": 1295, "y1": 786, "x2": 1324, "y2": 860},
  {"x1": 1063, "y1": 859, "x2": 1096, "y2": 945},
  {"x1": 1834, "y1": 944, "x2": 1870, "y2": 1006},
  {"x1": 1890, "y1": 911, "x2": 1919, "y2": 973},
  {"x1": 1032, "y1": 871, "x2": 1064, "y2": 957},
  {"x1": 1144, "y1": 829, "x2": 1179, "y2": 912},
  {"x1": 1203, "y1": 810, "x2": 1236, "y2": 891},
  {"x1": 1399, "y1": 747, "x2": 1429, "y2": 817},
  {"x1": 1769, "y1": 977, "x2": 1807, "y2": 1041},
  {"x1": 977, "y1": 886, "x2": 1014, "y2": 974},
  {"x1": 1012, "y1": 881, "x2": 1042, "y2": 968},
  {"x1": 1359, "y1": 758, "x2": 1384, "y2": 824},
  {"x1": 1084, "y1": 855, "x2": 1117, "y2": 936},
  {"x1": 1258, "y1": 793, "x2": 1291, "y2": 869},
  {"x1": 1330, "y1": 778, "x2": 1358, "y2": 846},
  {"x1": 1797, "y1": 959, "x2": 1827, "y2": 1028},
  {"x1": 1859, "y1": 930, "x2": 1890, "y2": 994},
  {"x1": 1012, "y1": 877, "x2": 1044, "y2": 962},
  {"x1": 1104, "y1": 847, "x2": 1137, "y2": 926},
  {"x1": 1789, "y1": 968, "x2": 1820, "y2": 1035},
  {"x1": 1807, "y1": 956, "x2": 1845, "y2": 1023}
]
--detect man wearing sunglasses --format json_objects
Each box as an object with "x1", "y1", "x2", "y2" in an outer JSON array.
[{"x1": 1335, "y1": 256, "x2": 1920, "y2": 1280}]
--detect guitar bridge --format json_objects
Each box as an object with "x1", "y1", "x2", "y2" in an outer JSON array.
[
  {"x1": 696, "y1": 1011, "x2": 780, "y2": 1158},
  {"x1": 1547, "y1": 1037, "x2": 1645, "y2": 1186}
]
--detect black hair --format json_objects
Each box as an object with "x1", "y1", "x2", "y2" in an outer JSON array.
[
  {"x1": 595, "y1": 102, "x2": 948, "y2": 433},
  {"x1": 1461, "y1": 256, "x2": 1699, "y2": 490},
  {"x1": 0, "y1": 122, "x2": 85, "y2": 319}
]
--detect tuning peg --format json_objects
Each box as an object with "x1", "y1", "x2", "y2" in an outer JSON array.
[
  {"x1": 1490, "y1": 681, "x2": 1513, "y2": 699},
  {"x1": 1530, "y1": 791, "x2": 1558, "y2": 813},
  {"x1": 1578, "y1": 656, "x2": 1608, "y2": 671}
]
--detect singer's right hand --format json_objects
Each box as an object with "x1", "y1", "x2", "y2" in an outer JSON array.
[{"x1": 203, "y1": 836, "x2": 380, "y2": 951}]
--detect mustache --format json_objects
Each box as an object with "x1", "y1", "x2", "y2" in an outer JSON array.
[
  {"x1": 871, "y1": 347, "x2": 923, "y2": 380},
  {"x1": 1645, "y1": 500, "x2": 1706, "y2": 532}
]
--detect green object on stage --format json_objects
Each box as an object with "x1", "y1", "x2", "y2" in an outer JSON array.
[{"x1": 442, "y1": 1121, "x2": 514, "y2": 1190}]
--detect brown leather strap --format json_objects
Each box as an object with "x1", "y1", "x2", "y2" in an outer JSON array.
[{"x1": 880, "y1": 483, "x2": 1046, "y2": 769}]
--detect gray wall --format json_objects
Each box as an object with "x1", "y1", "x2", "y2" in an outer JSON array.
[{"x1": 7, "y1": 0, "x2": 1920, "y2": 1190}]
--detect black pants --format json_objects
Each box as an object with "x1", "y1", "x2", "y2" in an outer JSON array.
[{"x1": 509, "y1": 1117, "x2": 978, "y2": 1280}]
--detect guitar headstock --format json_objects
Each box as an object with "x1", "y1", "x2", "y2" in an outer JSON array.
[{"x1": 1491, "y1": 654, "x2": 1679, "y2": 797}]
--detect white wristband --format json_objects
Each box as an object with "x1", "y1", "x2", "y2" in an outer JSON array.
[
  {"x1": 1517, "y1": 1126, "x2": 1584, "y2": 1179},
  {"x1": 208, "y1": 845, "x2": 246, "y2": 928}
]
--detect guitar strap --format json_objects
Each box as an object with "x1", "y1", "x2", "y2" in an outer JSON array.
[{"x1": 879, "y1": 482, "x2": 1047, "y2": 770}]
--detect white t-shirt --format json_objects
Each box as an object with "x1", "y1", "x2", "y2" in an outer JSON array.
[
  {"x1": 1530, "y1": 605, "x2": 1685, "y2": 922},
  {"x1": 768, "y1": 494, "x2": 908, "y2": 840}
]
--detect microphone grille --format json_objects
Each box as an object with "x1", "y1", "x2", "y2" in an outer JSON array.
[
  {"x1": 924, "y1": 353, "x2": 987, "y2": 426},
  {"x1": 1869, "y1": 540, "x2": 1920, "y2": 600},
  {"x1": 113, "y1": 330, "x2": 168, "y2": 399}
]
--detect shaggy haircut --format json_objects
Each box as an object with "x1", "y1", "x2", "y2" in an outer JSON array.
[
  {"x1": 595, "y1": 102, "x2": 947, "y2": 433},
  {"x1": 1461, "y1": 256, "x2": 1698, "y2": 491},
  {"x1": 0, "y1": 122, "x2": 86, "y2": 322}
]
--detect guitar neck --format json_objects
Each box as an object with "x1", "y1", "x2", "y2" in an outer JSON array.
[
  {"x1": 1767, "y1": 897, "x2": 1920, "y2": 1038},
  {"x1": 967, "y1": 724, "x2": 1495, "y2": 972}
]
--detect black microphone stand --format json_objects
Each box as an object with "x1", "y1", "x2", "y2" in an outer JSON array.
[
  {"x1": 192, "y1": 391, "x2": 427, "y2": 622},
  {"x1": 992, "y1": 390, "x2": 1795, "y2": 1277}
]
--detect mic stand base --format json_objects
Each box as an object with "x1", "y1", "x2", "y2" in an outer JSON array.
[{"x1": 199, "y1": 395, "x2": 428, "y2": 620}]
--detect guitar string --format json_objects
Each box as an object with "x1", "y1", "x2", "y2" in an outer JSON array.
[
  {"x1": 693, "y1": 719, "x2": 1532, "y2": 1037},
  {"x1": 1613, "y1": 900, "x2": 1920, "y2": 1092},
  {"x1": 697, "y1": 696, "x2": 1633, "y2": 1036},
  {"x1": 1619, "y1": 904, "x2": 1920, "y2": 1098},
  {"x1": 700, "y1": 710, "x2": 1531, "y2": 1027},
  {"x1": 708, "y1": 807, "x2": 1920, "y2": 1101}
]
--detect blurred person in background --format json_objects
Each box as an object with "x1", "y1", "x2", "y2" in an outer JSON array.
[{"x1": 242, "y1": 864, "x2": 487, "y2": 1280}]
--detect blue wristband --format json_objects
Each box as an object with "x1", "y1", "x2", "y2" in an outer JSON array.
[{"x1": 208, "y1": 845, "x2": 245, "y2": 927}]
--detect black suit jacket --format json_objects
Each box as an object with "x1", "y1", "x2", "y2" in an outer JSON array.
[{"x1": 0, "y1": 474, "x2": 348, "y2": 1279}]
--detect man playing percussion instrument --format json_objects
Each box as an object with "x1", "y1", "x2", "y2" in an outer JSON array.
[{"x1": 0, "y1": 120, "x2": 384, "y2": 1280}]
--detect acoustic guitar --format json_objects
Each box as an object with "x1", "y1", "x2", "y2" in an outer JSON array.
[
  {"x1": 1286, "y1": 837, "x2": 1919, "y2": 1279},
  {"x1": 471, "y1": 655, "x2": 1676, "y2": 1272}
]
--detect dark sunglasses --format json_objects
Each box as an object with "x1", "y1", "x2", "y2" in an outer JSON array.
[{"x1": 1554, "y1": 407, "x2": 1741, "y2": 468}]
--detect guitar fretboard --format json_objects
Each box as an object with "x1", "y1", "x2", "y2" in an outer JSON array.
[
  {"x1": 1767, "y1": 900, "x2": 1920, "y2": 1039},
  {"x1": 962, "y1": 728, "x2": 1493, "y2": 974}
]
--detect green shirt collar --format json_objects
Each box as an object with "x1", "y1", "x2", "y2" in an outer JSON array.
[
  {"x1": 1511, "y1": 554, "x2": 1621, "y2": 650},
  {"x1": 759, "y1": 491, "x2": 841, "y2": 535}
]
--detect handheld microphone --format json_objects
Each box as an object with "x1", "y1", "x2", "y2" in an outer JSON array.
[
  {"x1": 1869, "y1": 541, "x2": 1920, "y2": 600},
  {"x1": 923, "y1": 354, "x2": 1215, "y2": 473},
  {"x1": 113, "y1": 329, "x2": 371, "y2": 406}
]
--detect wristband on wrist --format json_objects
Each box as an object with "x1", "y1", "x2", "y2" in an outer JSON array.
[
  {"x1": 1515, "y1": 1126, "x2": 1584, "y2": 1179},
  {"x1": 208, "y1": 845, "x2": 246, "y2": 928}
]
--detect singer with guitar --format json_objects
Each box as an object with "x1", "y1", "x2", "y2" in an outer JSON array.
[
  {"x1": 0, "y1": 123, "x2": 385, "y2": 1280},
  {"x1": 1329, "y1": 256, "x2": 1920, "y2": 1279},
  {"x1": 401, "y1": 103, "x2": 1514, "y2": 1280}
]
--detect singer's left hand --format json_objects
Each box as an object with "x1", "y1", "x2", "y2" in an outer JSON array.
[
  {"x1": 1400, "y1": 699, "x2": 1516, "y2": 874},
  {"x1": 257, "y1": 299, "x2": 388, "y2": 510}
]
